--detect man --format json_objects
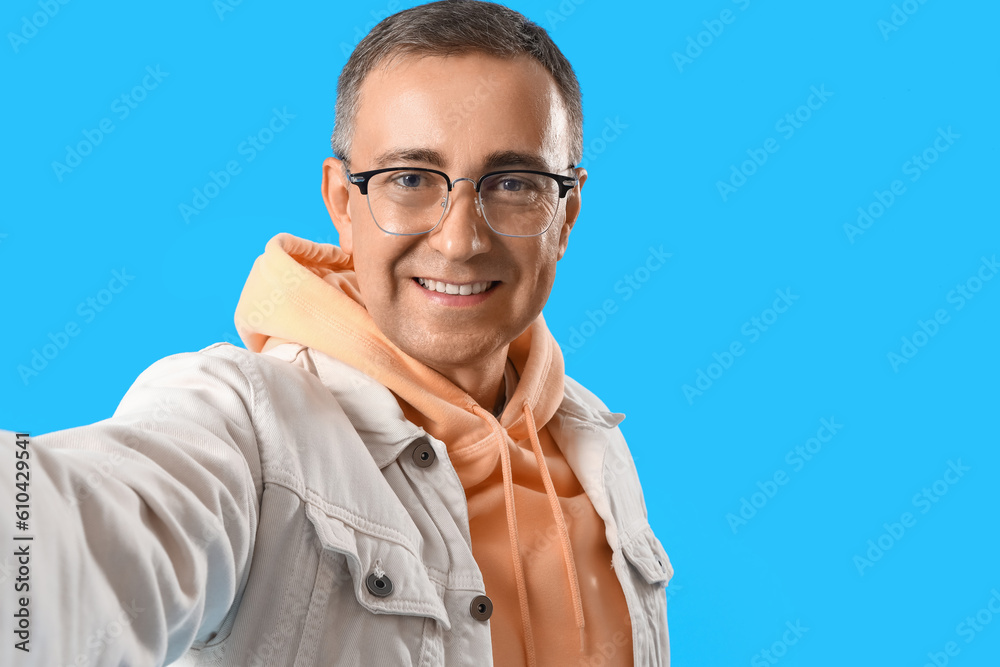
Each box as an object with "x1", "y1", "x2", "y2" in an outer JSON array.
[{"x1": 1, "y1": 1, "x2": 671, "y2": 665}]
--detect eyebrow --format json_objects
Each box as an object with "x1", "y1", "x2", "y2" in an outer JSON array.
[
  {"x1": 372, "y1": 148, "x2": 447, "y2": 168},
  {"x1": 370, "y1": 148, "x2": 560, "y2": 173},
  {"x1": 481, "y1": 150, "x2": 553, "y2": 172}
]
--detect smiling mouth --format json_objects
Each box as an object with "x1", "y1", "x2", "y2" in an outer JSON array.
[{"x1": 414, "y1": 277, "x2": 498, "y2": 295}]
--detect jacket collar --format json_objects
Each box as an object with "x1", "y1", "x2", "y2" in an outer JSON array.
[
  {"x1": 308, "y1": 347, "x2": 426, "y2": 469},
  {"x1": 300, "y1": 345, "x2": 619, "y2": 471}
]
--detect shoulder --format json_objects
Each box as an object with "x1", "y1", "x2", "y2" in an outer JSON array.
[
  {"x1": 132, "y1": 342, "x2": 331, "y2": 400},
  {"x1": 557, "y1": 374, "x2": 668, "y2": 563},
  {"x1": 561, "y1": 374, "x2": 626, "y2": 429},
  {"x1": 119, "y1": 342, "x2": 347, "y2": 465}
]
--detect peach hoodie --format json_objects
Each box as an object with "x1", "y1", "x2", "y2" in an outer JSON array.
[{"x1": 235, "y1": 233, "x2": 632, "y2": 666}]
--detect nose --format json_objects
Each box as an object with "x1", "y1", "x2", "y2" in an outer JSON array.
[{"x1": 426, "y1": 179, "x2": 492, "y2": 261}]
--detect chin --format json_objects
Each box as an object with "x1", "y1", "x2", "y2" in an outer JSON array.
[
  {"x1": 409, "y1": 341, "x2": 488, "y2": 370},
  {"x1": 397, "y1": 329, "x2": 510, "y2": 371}
]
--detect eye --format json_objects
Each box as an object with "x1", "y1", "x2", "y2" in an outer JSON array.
[
  {"x1": 500, "y1": 178, "x2": 524, "y2": 191},
  {"x1": 393, "y1": 172, "x2": 425, "y2": 188},
  {"x1": 490, "y1": 176, "x2": 534, "y2": 192}
]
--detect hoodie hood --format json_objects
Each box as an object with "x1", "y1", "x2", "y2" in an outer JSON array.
[{"x1": 234, "y1": 233, "x2": 564, "y2": 483}]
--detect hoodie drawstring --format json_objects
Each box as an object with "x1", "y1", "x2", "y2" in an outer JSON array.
[
  {"x1": 470, "y1": 402, "x2": 587, "y2": 666},
  {"x1": 522, "y1": 403, "x2": 587, "y2": 653},
  {"x1": 471, "y1": 403, "x2": 536, "y2": 667}
]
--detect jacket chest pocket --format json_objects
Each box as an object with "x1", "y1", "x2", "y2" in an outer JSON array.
[
  {"x1": 293, "y1": 503, "x2": 451, "y2": 667},
  {"x1": 620, "y1": 525, "x2": 673, "y2": 667}
]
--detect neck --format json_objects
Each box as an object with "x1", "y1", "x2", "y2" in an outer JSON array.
[{"x1": 431, "y1": 346, "x2": 509, "y2": 414}]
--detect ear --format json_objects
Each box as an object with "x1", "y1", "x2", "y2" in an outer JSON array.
[
  {"x1": 557, "y1": 167, "x2": 587, "y2": 261},
  {"x1": 322, "y1": 157, "x2": 355, "y2": 254}
]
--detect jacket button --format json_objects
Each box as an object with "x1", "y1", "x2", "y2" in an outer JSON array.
[
  {"x1": 411, "y1": 439, "x2": 436, "y2": 468},
  {"x1": 366, "y1": 573, "x2": 393, "y2": 598},
  {"x1": 470, "y1": 595, "x2": 493, "y2": 621}
]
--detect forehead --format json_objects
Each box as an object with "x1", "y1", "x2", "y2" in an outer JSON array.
[{"x1": 351, "y1": 52, "x2": 571, "y2": 170}]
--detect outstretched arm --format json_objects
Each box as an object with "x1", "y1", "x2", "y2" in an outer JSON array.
[{"x1": 1, "y1": 345, "x2": 261, "y2": 666}]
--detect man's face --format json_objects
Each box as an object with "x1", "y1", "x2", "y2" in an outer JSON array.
[{"x1": 323, "y1": 52, "x2": 584, "y2": 375}]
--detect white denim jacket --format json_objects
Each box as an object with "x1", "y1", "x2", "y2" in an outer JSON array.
[{"x1": 1, "y1": 342, "x2": 672, "y2": 666}]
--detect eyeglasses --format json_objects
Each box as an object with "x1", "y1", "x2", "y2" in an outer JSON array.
[{"x1": 346, "y1": 167, "x2": 578, "y2": 237}]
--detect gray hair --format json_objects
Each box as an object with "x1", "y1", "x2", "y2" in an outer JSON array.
[{"x1": 331, "y1": 0, "x2": 583, "y2": 167}]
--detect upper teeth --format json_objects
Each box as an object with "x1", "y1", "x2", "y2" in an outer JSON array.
[{"x1": 417, "y1": 278, "x2": 493, "y2": 295}]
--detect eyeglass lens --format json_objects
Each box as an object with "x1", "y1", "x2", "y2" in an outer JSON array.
[{"x1": 364, "y1": 170, "x2": 561, "y2": 236}]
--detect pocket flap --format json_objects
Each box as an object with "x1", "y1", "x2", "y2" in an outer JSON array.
[
  {"x1": 621, "y1": 525, "x2": 673, "y2": 586},
  {"x1": 306, "y1": 503, "x2": 451, "y2": 629}
]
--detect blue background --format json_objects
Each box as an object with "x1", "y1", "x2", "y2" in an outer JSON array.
[{"x1": 3, "y1": 1, "x2": 998, "y2": 665}]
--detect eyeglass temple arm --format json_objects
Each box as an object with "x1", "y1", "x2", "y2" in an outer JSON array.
[{"x1": 347, "y1": 173, "x2": 370, "y2": 195}]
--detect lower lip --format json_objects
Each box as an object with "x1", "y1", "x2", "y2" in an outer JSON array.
[{"x1": 411, "y1": 278, "x2": 499, "y2": 306}]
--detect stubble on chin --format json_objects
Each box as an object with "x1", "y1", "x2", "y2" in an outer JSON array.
[{"x1": 391, "y1": 317, "x2": 511, "y2": 372}]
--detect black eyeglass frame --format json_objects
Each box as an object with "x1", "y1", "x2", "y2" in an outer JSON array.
[{"x1": 345, "y1": 166, "x2": 579, "y2": 237}]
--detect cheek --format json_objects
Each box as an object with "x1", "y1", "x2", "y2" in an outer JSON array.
[
  {"x1": 347, "y1": 196, "x2": 370, "y2": 241},
  {"x1": 351, "y1": 260, "x2": 377, "y2": 310},
  {"x1": 349, "y1": 239, "x2": 389, "y2": 309},
  {"x1": 512, "y1": 248, "x2": 559, "y2": 310},
  {"x1": 531, "y1": 234, "x2": 563, "y2": 283},
  {"x1": 349, "y1": 227, "x2": 415, "y2": 311}
]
